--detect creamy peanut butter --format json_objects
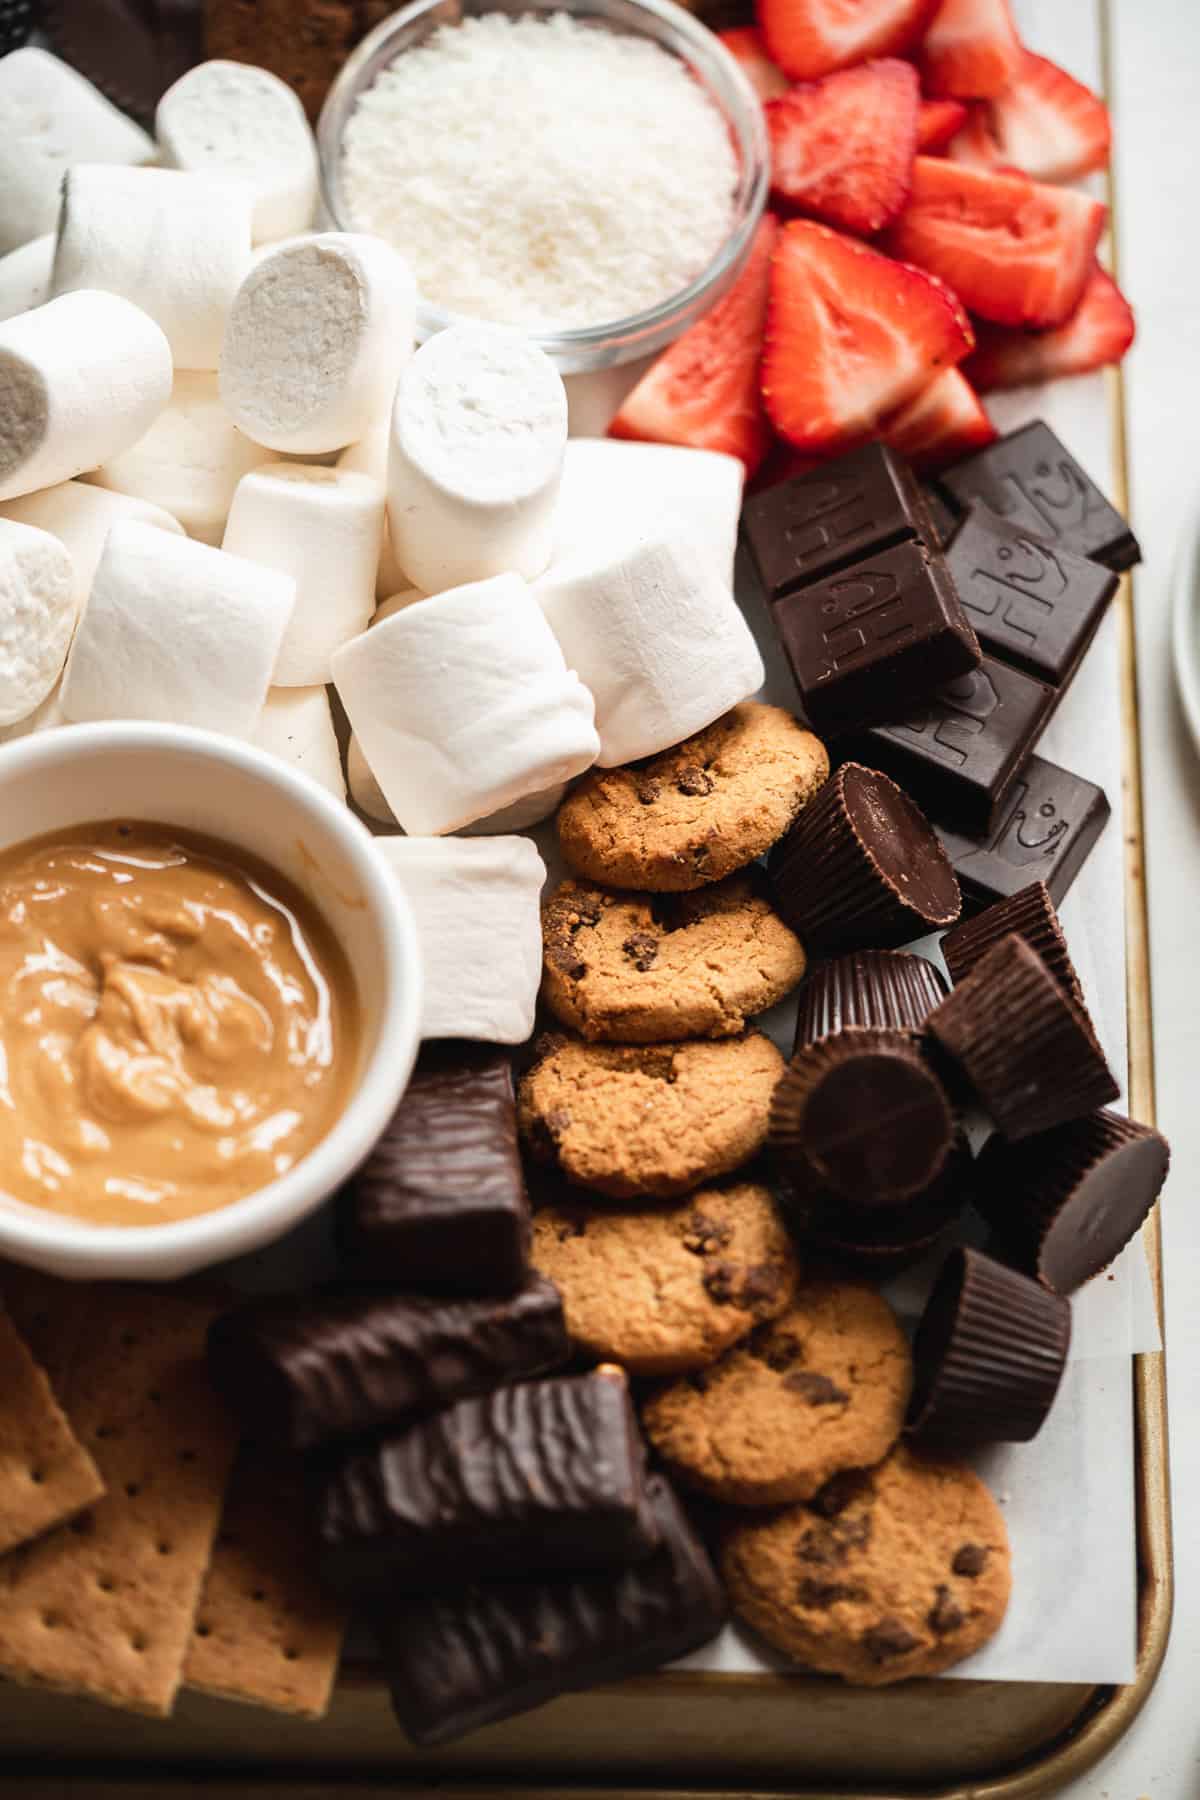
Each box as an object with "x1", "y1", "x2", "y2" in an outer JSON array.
[{"x1": 0, "y1": 822, "x2": 359, "y2": 1227}]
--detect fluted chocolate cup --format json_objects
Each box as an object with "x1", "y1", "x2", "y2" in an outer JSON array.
[
  {"x1": 906, "y1": 1246, "x2": 1072, "y2": 1448},
  {"x1": 974, "y1": 1109, "x2": 1170, "y2": 1294},
  {"x1": 941, "y1": 880, "x2": 1086, "y2": 1011},
  {"x1": 798, "y1": 1134, "x2": 972, "y2": 1272},
  {"x1": 926, "y1": 934, "x2": 1119, "y2": 1139},
  {"x1": 793, "y1": 949, "x2": 948, "y2": 1054},
  {"x1": 767, "y1": 763, "x2": 961, "y2": 954}
]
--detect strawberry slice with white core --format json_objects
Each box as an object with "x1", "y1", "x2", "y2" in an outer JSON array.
[
  {"x1": 761, "y1": 219, "x2": 974, "y2": 452},
  {"x1": 885, "y1": 156, "x2": 1105, "y2": 328},
  {"x1": 921, "y1": 0, "x2": 1021, "y2": 98},
  {"x1": 718, "y1": 27, "x2": 790, "y2": 102},
  {"x1": 757, "y1": 0, "x2": 938, "y2": 83},
  {"x1": 916, "y1": 97, "x2": 968, "y2": 152},
  {"x1": 964, "y1": 266, "x2": 1135, "y2": 391},
  {"x1": 609, "y1": 215, "x2": 778, "y2": 476},
  {"x1": 879, "y1": 366, "x2": 996, "y2": 468},
  {"x1": 946, "y1": 50, "x2": 1111, "y2": 182},
  {"x1": 766, "y1": 58, "x2": 919, "y2": 236}
]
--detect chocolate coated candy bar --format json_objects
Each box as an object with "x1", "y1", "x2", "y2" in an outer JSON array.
[
  {"x1": 845, "y1": 656, "x2": 1058, "y2": 835},
  {"x1": 944, "y1": 505, "x2": 1118, "y2": 686},
  {"x1": 206, "y1": 1275, "x2": 568, "y2": 1453},
  {"x1": 336, "y1": 1042, "x2": 529, "y2": 1295},
  {"x1": 938, "y1": 420, "x2": 1140, "y2": 572},
  {"x1": 376, "y1": 1476, "x2": 726, "y2": 1746},
  {"x1": 319, "y1": 1368, "x2": 659, "y2": 1599},
  {"x1": 935, "y1": 754, "x2": 1109, "y2": 914}
]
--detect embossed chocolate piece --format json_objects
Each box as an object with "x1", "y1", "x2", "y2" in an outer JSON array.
[{"x1": 935, "y1": 755, "x2": 1109, "y2": 914}]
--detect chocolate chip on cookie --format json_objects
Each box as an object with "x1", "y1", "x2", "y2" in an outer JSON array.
[
  {"x1": 541, "y1": 873, "x2": 807, "y2": 1043},
  {"x1": 722, "y1": 1444, "x2": 1012, "y2": 1685},
  {"x1": 557, "y1": 703, "x2": 829, "y2": 893}
]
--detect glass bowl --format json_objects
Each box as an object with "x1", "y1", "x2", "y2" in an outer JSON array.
[{"x1": 317, "y1": 0, "x2": 769, "y2": 374}]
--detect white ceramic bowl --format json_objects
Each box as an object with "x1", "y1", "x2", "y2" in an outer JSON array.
[{"x1": 0, "y1": 723, "x2": 423, "y2": 1281}]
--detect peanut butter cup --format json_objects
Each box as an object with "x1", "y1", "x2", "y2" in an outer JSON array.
[
  {"x1": 793, "y1": 948, "x2": 948, "y2": 1054},
  {"x1": 941, "y1": 880, "x2": 1084, "y2": 1010}
]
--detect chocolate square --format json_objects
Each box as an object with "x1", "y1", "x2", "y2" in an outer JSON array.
[
  {"x1": 935, "y1": 755, "x2": 1110, "y2": 914},
  {"x1": 845, "y1": 657, "x2": 1059, "y2": 835},
  {"x1": 938, "y1": 421, "x2": 1140, "y2": 572},
  {"x1": 774, "y1": 538, "x2": 981, "y2": 736}
]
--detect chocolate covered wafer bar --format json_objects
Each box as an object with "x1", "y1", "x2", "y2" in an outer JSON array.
[
  {"x1": 206, "y1": 1276, "x2": 568, "y2": 1453},
  {"x1": 794, "y1": 949, "x2": 948, "y2": 1052}
]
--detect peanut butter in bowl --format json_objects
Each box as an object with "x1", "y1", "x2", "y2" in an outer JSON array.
[{"x1": 0, "y1": 820, "x2": 360, "y2": 1228}]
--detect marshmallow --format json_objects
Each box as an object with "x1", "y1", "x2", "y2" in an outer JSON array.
[
  {"x1": 222, "y1": 463, "x2": 383, "y2": 685},
  {"x1": 0, "y1": 519, "x2": 77, "y2": 725},
  {"x1": 52, "y1": 165, "x2": 253, "y2": 370},
  {"x1": 88, "y1": 370, "x2": 274, "y2": 545},
  {"x1": 61, "y1": 521, "x2": 295, "y2": 737},
  {"x1": 0, "y1": 291, "x2": 172, "y2": 502},
  {"x1": 0, "y1": 480, "x2": 183, "y2": 613},
  {"x1": 389, "y1": 324, "x2": 567, "y2": 593},
  {"x1": 0, "y1": 49, "x2": 155, "y2": 254},
  {"x1": 553, "y1": 438, "x2": 744, "y2": 588},
  {"x1": 535, "y1": 526, "x2": 764, "y2": 767},
  {"x1": 157, "y1": 61, "x2": 319, "y2": 246},
  {"x1": 338, "y1": 424, "x2": 410, "y2": 601},
  {"x1": 0, "y1": 680, "x2": 70, "y2": 742},
  {"x1": 379, "y1": 836, "x2": 546, "y2": 1043},
  {"x1": 347, "y1": 730, "x2": 563, "y2": 836},
  {"x1": 252, "y1": 686, "x2": 346, "y2": 801},
  {"x1": 332, "y1": 572, "x2": 599, "y2": 836},
  {"x1": 0, "y1": 235, "x2": 54, "y2": 322},
  {"x1": 220, "y1": 234, "x2": 417, "y2": 454}
]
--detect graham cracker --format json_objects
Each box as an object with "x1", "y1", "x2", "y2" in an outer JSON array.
[
  {"x1": 184, "y1": 1443, "x2": 347, "y2": 1719},
  {"x1": 0, "y1": 1307, "x2": 104, "y2": 1555},
  {"x1": 0, "y1": 1281, "x2": 237, "y2": 1717}
]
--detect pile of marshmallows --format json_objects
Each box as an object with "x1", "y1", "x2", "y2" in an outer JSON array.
[{"x1": 0, "y1": 48, "x2": 764, "y2": 1040}]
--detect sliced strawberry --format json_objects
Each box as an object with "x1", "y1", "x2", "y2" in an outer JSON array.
[
  {"x1": 766, "y1": 59, "x2": 919, "y2": 236},
  {"x1": 879, "y1": 367, "x2": 996, "y2": 468},
  {"x1": 964, "y1": 265, "x2": 1135, "y2": 391},
  {"x1": 609, "y1": 216, "x2": 777, "y2": 475},
  {"x1": 718, "y1": 27, "x2": 790, "y2": 102},
  {"x1": 757, "y1": 0, "x2": 938, "y2": 83},
  {"x1": 946, "y1": 50, "x2": 1111, "y2": 182},
  {"x1": 884, "y1": 156, "x2": 1105, "y2": 328},
  {"x1": 916, "y1": 97, "x2": 968, "y2": 151},
  {"x1": 761, "y1": 219, "x2": 973, "y2": 452},
  {"x1": 921, "y1": 0, "x2": 1021, "y2": 98}
]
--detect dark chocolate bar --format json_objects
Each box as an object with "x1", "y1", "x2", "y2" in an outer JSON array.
[
  {"x1": 742, "y1": 443, "x2": 938, "y2": 601},
  {"x1": 206, "y1": 1275, "x2": 568, "y2": 1453},
  {"x1": 336, "y1": 1042, "x2": 530, "y2": 1295},
  {"x1": 794, "y1": 948, "x2": 948, "y2": 1052},
  {"x1": 844, "y1": 656, "x2": 1058, "y2": 835},
  {"x1": 938, "y1": 420, "x2": 1140, "y2": 572},
  {"x1": 318, "y1": 1368, "x2": 660, "y2": 1599},
  {"x1": 375, "y1": 1476, "x2": 726, "y2": 1746},
  {"x1": 923, "y1": 485, "x2": 959, "y2": 548},
  {"x1": 773, "y1": 538, "x2": 981, "y2": 737},
  {"x1": 944, "y1": 504, "x2": 1118, "y2": 686},
  {"x1": 935, "y1": 755, "x2": 1110, "y2": 914}
]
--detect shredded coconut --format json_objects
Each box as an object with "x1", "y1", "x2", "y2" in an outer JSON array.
[{"x1": 340, "y1": 11, "x2": 739, "y2": 331}]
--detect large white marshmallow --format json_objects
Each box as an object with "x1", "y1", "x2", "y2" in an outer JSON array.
[
  {"x1": 0, "y1": 680, "x2": 71, "y2": 744},
  {"x1": 347, "y1": 730, "x2": 563, "y2": 836},
  {"x1": 0, "y1": 235, "x2": 54, "y2": 323},
  {"x1": 61, "y1": 521, "x2": 295, "y2": 737},
  {"x1": 535, "y1": 527, "x2": 764, "y2": 767},
  {"x1": 553, "y1": 438, "x2": 744, "y2": 588},
  {"x1": 388, "y1": 324, "x2": 567, "y2": 594},
  {"x1": 252, "y1": 686, "x2": 346, "y2": 801},
  {"x1": 222, "y1": 463, "x2": 383, "y2": 685},
  {"x1": 0, "y1": 291, "x2": 172, "y2": 502},
  {"x1": 52, "y1": 165, "x2": 253, "y2": 371},
  {"x1": 0, "y1": 518, "x2": 77, "y2": 725},
  {"x1": 157, "y1": 61, "x2": 319, "y2": 246},
  {"x1": 88, "y1": 370, "x2": 273, "y2": 545},
  {"x1": 332, "y1": 572, "x2": 599, "y2": 837},
  {"x1": 378, "y1": 836, "x2": 546, "y2": 1043},
  {"x1": 338, "y1": 424, "x2": 410, "y2": 601},
  {"x1": 220, "y1": 234, "x2": 417, "y2": 454},
  {"x1": 0, "y1": 480, "x2": 183, "y2": 613},
  {"x1": 0, "y1": 49, "x2": 155, "y2": 255}
]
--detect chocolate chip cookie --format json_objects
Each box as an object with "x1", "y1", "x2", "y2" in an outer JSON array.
[
  {"x1": 541, "y1": 874, "x2": 807, "y2": 1043},
  {"x1": 531, "y1": 1183, "x2": 800, "y2": 1376},
  {"x1": 517, "y1": 1031, "x2": 785, "y2": 1200},
  {"x1": 641, "y1": 1282, "x2": 910, "y2": 1505},
  {"x1": 556, "y1": 704, "x2": 829, "y2": 893},
  {"x1": 722, "y1": 1444, "x2": 1012, "y2": 1684}
]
